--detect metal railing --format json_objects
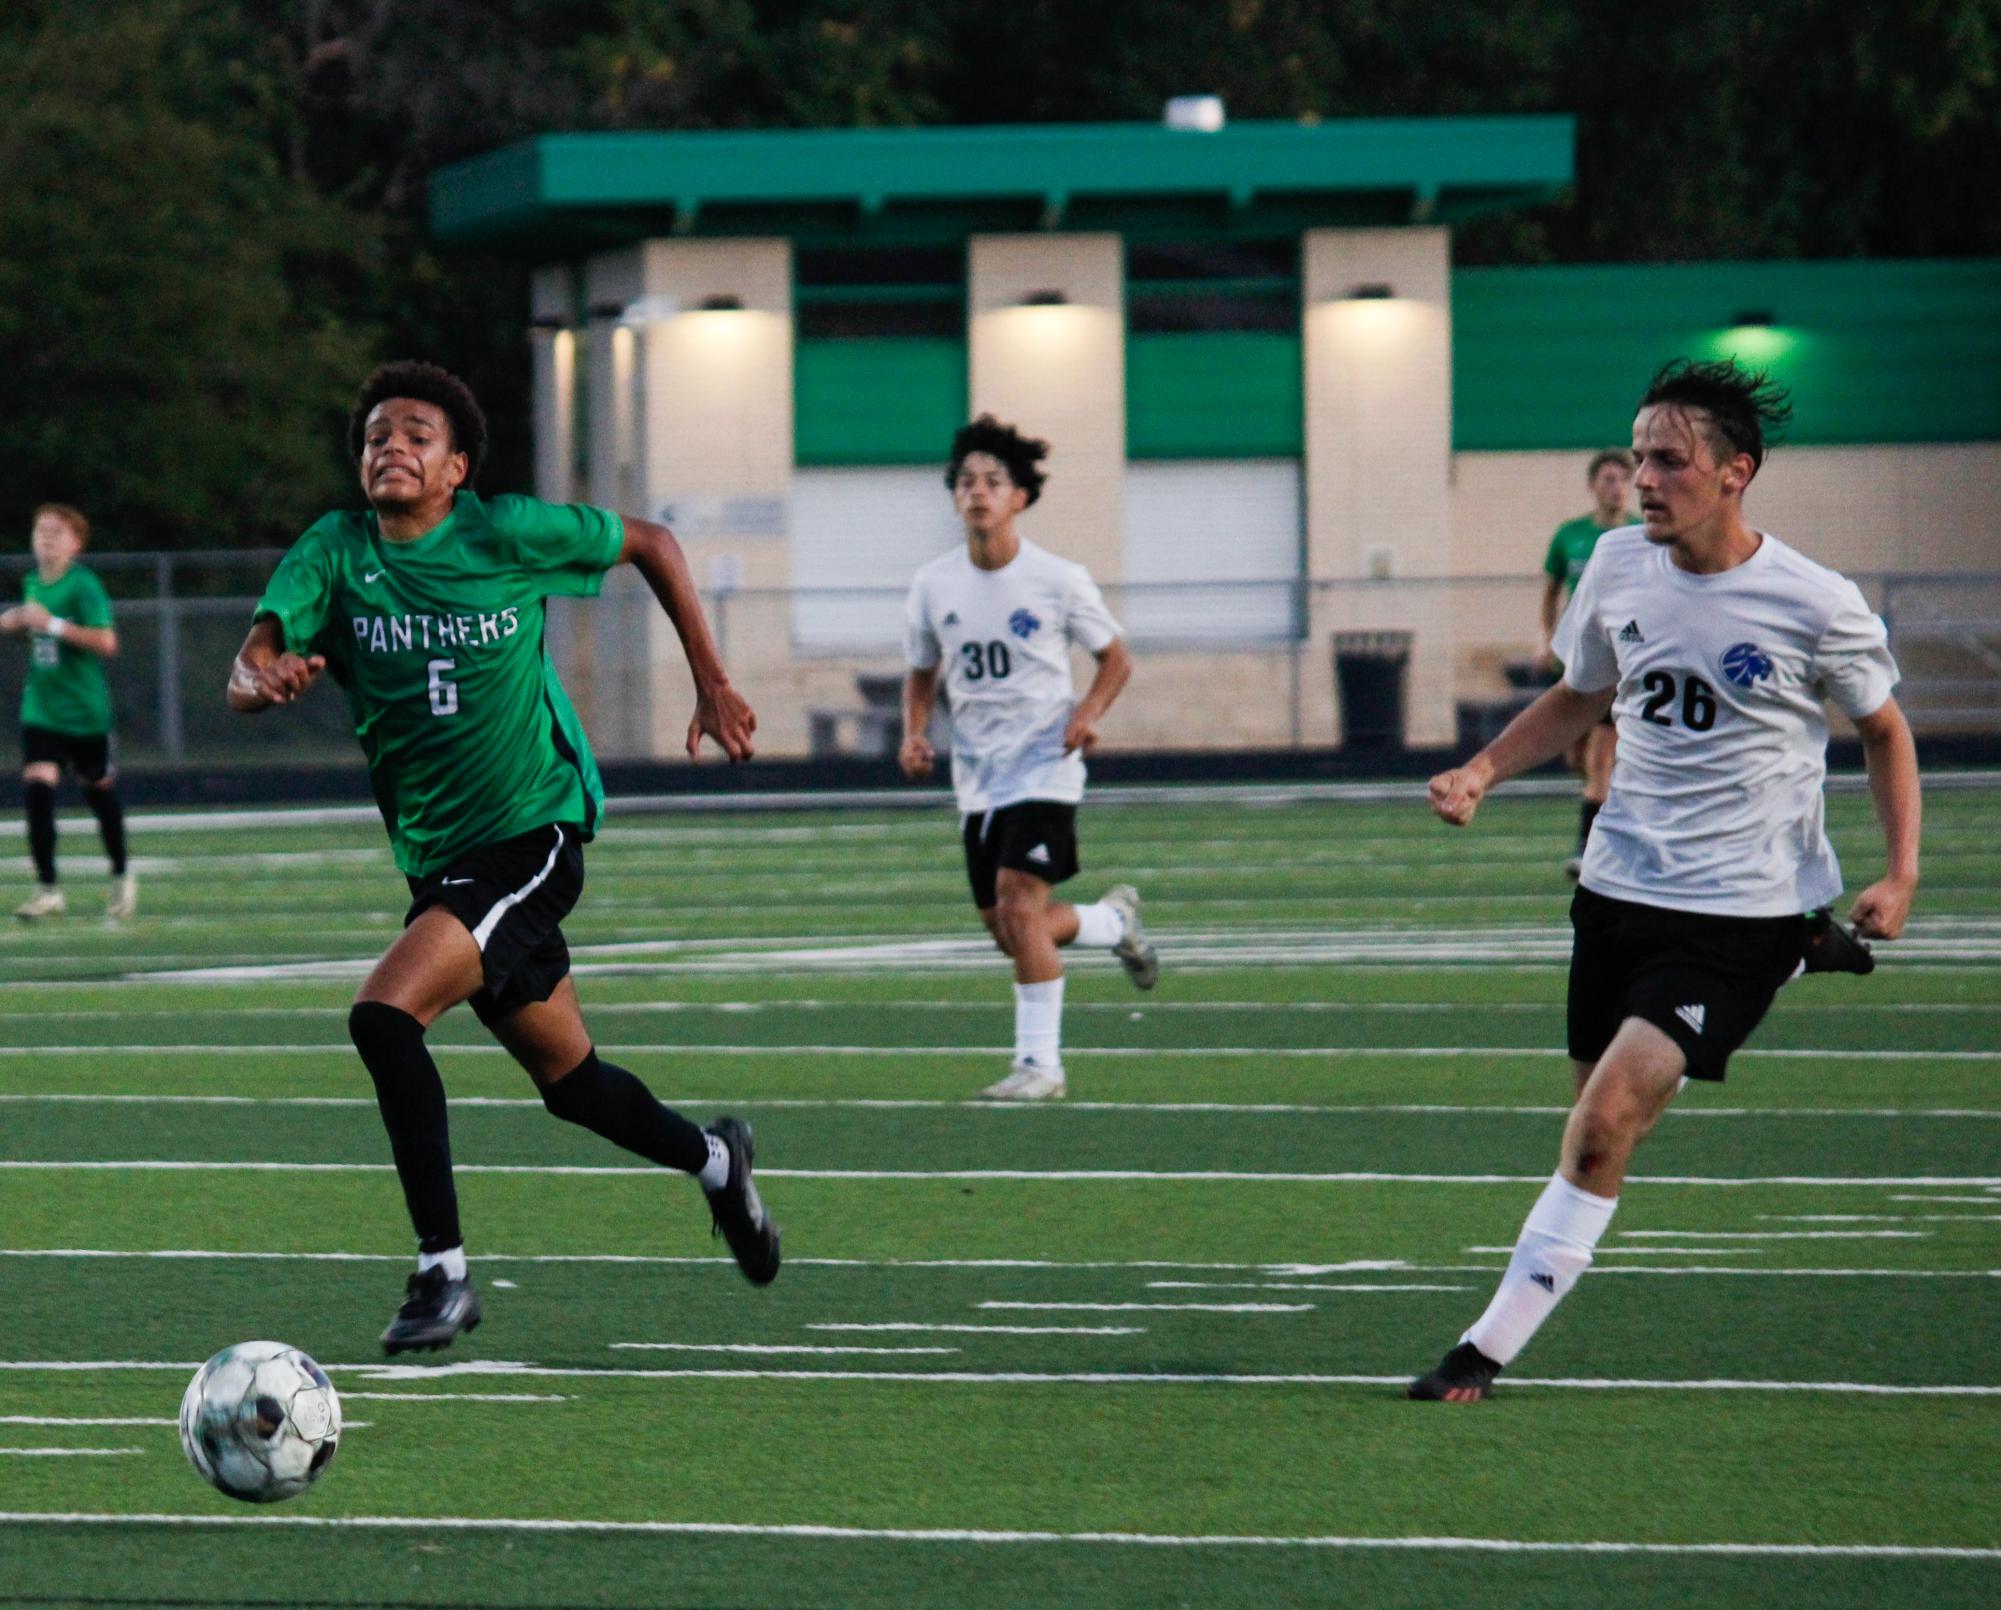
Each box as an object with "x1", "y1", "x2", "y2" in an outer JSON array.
[{"x1": 4, "y1": 554, "x2": 1996, "y2": 764}]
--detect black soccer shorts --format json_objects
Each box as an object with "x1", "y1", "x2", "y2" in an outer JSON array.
[
  {"x1": 404, "y1": 822, "x2": 585, "y2": 1027},
  {"x1": 961, "y1": 799, "x2": 1081, "y2": 910},
  {"x1": 1566, "y1": 885, "x2": 1807, "y2": 1081},
  {"x1": 23, "y1": 724, "x2": 113, "y2": 783}
]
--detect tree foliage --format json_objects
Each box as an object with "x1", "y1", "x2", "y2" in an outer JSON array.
[
  {"x1": 3, "y1": 0, "x2": 1996, "y2": 547},
  {"x1": 0, "y1": 0, "x2": 375, "y2": 549}
]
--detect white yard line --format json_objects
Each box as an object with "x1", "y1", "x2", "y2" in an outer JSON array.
[
  {"x1": 23, "y1": 998, "x2": 1995, "y2": 1018},
  {"x1": 2, "y1": 1360, "x2": 1996, "y2": 1396},
  {"x1": 807, "y1": 1324, "x2": 1147, "y2": 1336},
  {"x1": 1457, "y1": 1247, "x2": 1744, "y2": 1258},
  {"x1": 1, "y1": 1510, "x2": 1997, "y2": 1556},
  {"x1": 0, "y1": 1417, "x2": 173, "y2": 1427},
  {"x1": 10, "y1": 1041, "x2": 1997, "y2": 1061},
  {"x1": 4, "y1": 1092, "x2": 1997, "y2": 1120},
  {"x1": 5, "y1": 1161, "x2": 2000, "y2": 1186},
  {"x1": 2, "y1": 1249, "x2": 1991, "y2": 1279},
  {"x1": 338, "y1": 1392, "x2": 565, "y2": 1403},
  {"x1": 1619, "y1": 1230, "x2": 1932, "y2": 1241},
  {"x1": 1143, "y1": 1282, "x2": 1471, "y2": 1292},
  {"x1": 610, "y1": 1344, "x2": 959, "y2": 1356},
  {"x1": 977, "y1": 1302, "x2": 1313, "y2": 1314},
  {"x1": 0, "y1": 1446, "x2": 144, "y2": 1457}
]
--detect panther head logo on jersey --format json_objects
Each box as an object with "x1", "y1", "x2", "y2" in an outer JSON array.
[
  {"x1": 1721, "y1": 642, "x2": 1774, "y2": 688},
  {"x1": 1008, "y1": 609, "x2": 1041, "y2": 640}
]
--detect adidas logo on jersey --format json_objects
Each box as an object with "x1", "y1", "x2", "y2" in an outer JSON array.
[
  {"x1": 1618, "y1": 619, "x2": 1645, "y2": 644},
  {"x1": 1675, "y1": 1002, "x2": 1707, "y2": 1034},
  {"x1": 1026, "y1": 843, "x2": 1052, "y2": 865},
  {"x1": 942, "y1": 611, "x2": 960, "y2": 626},
  {"x1": 1529, "y1": 1271, "x2": 1556, "y2": 1293}
]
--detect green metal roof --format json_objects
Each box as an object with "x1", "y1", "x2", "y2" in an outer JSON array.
[{"x1": 429, "y1": 117, "x2": 1573, "y2": 256}]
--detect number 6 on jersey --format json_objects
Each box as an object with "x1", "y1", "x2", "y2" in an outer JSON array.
[{"x1": 427, "y1": 657, "x2": 458, "y2": 716}]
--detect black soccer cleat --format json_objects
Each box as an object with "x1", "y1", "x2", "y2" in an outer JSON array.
[
  {"x1": 704, "y1": 1116, "x2": 781, "y2": 1286},
  {"x1": 1408, "y1": 1340, "x2": 1504, "y2": 1402},
  {"x1": 1802, "y1": 906, "x2": 1875, "y2": 976},
  {"x1": 381, "y1": 1266, "x2": 483, "y2": 1355}
]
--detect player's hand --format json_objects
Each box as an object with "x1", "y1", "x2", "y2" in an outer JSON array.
[
  {"x1": 688, "y1": 679, "x2": 756, "y2": 762},
  {"x1": 898, "y1": 733, "x2": 935, "y2": 780},
  {"x1": 0, "y1": 607, "x2": 22, "y2": 635},
  {"x1": 1062, "y1": 712, "x2": 1101, "y2": 755},
  {"x1": 13, "y1": 601, "x2": 52, "y2": 633},
  {"x1": 1848, "y1": 874, "x2": 1916, "y2": 941},
  {"x1": 247, "y1": 652, "x2": 326, "y2": 707},
  {"x1": 1428, "y1": 762, "x2": 1490, "y2": 827}
]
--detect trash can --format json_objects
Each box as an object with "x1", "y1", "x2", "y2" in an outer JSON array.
[{"x1": 1332, "y1": 630, "x2": 1412, "y2": 751}]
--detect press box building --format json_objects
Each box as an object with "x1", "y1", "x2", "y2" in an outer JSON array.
[{"x1": 429, "y1": 117, "x2": 2001, "y2": 757}]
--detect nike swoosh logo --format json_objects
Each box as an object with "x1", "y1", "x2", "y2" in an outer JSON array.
[
  {"x1": 439, "y1": 877, "x2": 474, "y2": 886},
  {"x1": 364, "y1": 569, "x2": 385, "y2": 583}
]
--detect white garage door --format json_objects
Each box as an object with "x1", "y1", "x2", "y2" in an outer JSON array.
[
  {"x1": 1118, "y1": 459, "x2": 1303, "y2": 642},
  {"x1": 790, "y1": 466, "x2": 961, "y2": 649}
]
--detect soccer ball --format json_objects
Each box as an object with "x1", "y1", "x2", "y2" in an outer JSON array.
[{"x1": 178, "y1": 1341, "x2": 341, "y2": 1503}]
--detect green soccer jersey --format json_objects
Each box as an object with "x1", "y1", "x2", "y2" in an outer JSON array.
[
  {"x1": 20, "y1": 562, "x2": 114, "y2": 736},
  {"x1": 254, "y1": 491, "x2": 625, "y2": 876},
  {"x1": 1542, "y1": 513, "x2": 1634, "y2": 595}
]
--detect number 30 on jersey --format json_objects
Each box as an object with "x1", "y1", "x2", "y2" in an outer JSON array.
[{"x1": 960, "y1": 640, "x2": 1012, "y2": 682}]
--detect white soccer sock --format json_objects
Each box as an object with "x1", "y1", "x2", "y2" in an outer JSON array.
[
  {"x1": 697, "y1": 1133, "x2": 731, "y2": 1191},
  {"x1": 418, "y1": 1245, "x2": 468, "y2": 1282},
  {"x1": 1013, "y1": 978, "x2": 1065, "y2": 1070},
  {"x1": 1071, "y1": 901, "x2": 1126, "y2": 949},
  {"x1": 1461, "y1": 1172, "x2": 1618, "y2": 1366}
]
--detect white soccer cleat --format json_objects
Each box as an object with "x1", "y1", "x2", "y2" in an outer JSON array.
[
  {"x1": 1101, "y1": 884, "x2": 1159, "y2": 991},
  {"x1": 14, "y1": 886, "x2": 65, "y2": 921},
  {"x1": 105, "y1": 872, "x2": 138, "y2": 922},
  {"x1": 981, "y1": 1061, "x2": 1067, "y2": 1101}
]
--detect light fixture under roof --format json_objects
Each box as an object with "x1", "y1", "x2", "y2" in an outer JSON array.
[
  {"x1": 1019, "y1": 289, "x2": 1068, "y2": 307},
  {"x1": 1344, "y1": 283, "x2": 1396, "y2": 301},
  {"x1": 1163, "y1": 95, "x2": 1226, "y2": 133},
  {"x1": 699, "y1": 294, "x2": 745, "y2": 311},
  {"x1": 1730, "y1": 308, "x2": 1777, "y2": 327}
]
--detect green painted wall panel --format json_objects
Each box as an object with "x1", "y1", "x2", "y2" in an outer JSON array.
[
  {"x1": 1452, "y1": 260, "x2": 2001, "y2": 449},
  {"x1": 793, "y1": 262, "x2": 2001, "y2": 463},
  {"x1": 1126, "y1": 333, "x2": 1303, "y2": 458},
  {"x1": 795, "y1": 338, "x2": 966, "y2": 465}
]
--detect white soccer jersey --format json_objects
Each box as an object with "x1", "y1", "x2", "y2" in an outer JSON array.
[
  {"x1": 904, "y1": 539, "x2": 1123, "y2": 815},
  {"x1": 1552, "y1": 526, "x2": 1899, "y2": 917}
]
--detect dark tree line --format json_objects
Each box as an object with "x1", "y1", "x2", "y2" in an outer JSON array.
[{"x1": 4, "y1": 0, "x2": 1996, "y2": 548}]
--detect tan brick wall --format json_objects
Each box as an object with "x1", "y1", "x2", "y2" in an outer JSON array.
[
  {"x1": 1301, "y1": 228, "x2": 1455, "y2": 743},
  {"x1": 1450, "y1": 443, "x2": 2001, "y2": 581},
  {"x1": 968, "y1": 234, "x2": 1125, "y2": 585}
]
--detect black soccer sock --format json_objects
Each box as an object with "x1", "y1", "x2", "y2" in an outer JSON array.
[
  {"x1": 83, "y1": 784, "x2": 127, "y2": 875},
  {"x1": 348, "y1": 1002, "x2": 462, "y2": 1254},
  {"x1": 1578, "y1": 799, "x2": 1601, "y2": 852},
  {"x1": 24, "y1": 781, "x2": 57, "y2": 885},
  {"x1": 540, "y1": 1049, "x2": 709, "y2": 1174}
]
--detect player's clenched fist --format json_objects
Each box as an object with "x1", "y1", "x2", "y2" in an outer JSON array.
[
  {"x1": 898, "y1": 733, "x2": 934, "y2": 780},
  {"x1": 244, "y1": 652, "x2": 326, "y2": 708},
  {"x1": 1428, "y1": 763, "x2": 1489, "y2": 827}
]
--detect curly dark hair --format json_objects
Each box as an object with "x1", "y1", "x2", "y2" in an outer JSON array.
[
  {"x1": 1637, "y1": 359, "x2": 1793, "y2": 475},
  {"x1": 945, "y1": 414, "x2": 1049, "y2": 506},
  {"x1": 347, "y1": 361, "x2": 489, "y2": 482}
]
